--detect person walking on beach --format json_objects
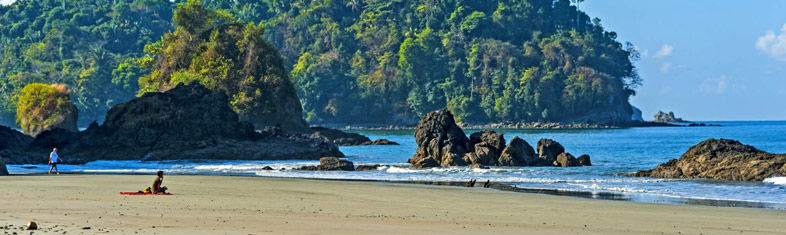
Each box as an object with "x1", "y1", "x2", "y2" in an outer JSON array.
[
  {"x1": 48, "y1": 148, "x2": 64, "y2": 175},
  {"x1": 152, "y1": 171, "x2": 168, "y2": 194}
]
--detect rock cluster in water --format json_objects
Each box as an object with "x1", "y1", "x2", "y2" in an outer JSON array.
[
  {"x1": 630, "y1": 138, "x2": 786, "y2": 182},
  {"x1": 407, "y1": 110, "x2": 591, "y2": 168},
  {"x1": 1, "y1": 84, "x2": 343, "y2": 164}
]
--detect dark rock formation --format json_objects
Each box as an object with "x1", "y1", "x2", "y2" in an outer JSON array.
[
  {"x1": 262, "y1": 166, "x2": 274, "y2": 170},
  {"x1": 555, "y1": 152, "x2": 579, "y2": 167},
  {"x1": 355, "y1": 164, "x2": 382, "y2": 171},
  {"x1": 577, "y1": 154, "x2": 592, "y2": 166},
  {"x1": 630, "y1": 138, "x2": 786, "y2": 182},
  {"x1": 295, "y1": 157, "x2": 355, "y2": 171},
  {"x1": 2, "y1": 84, "x2": 343, "y2": 164},
  {"x1": 0, "y1": 158, "x2": 8, "y2": 175},
  {"x1": 309, "y1": 127, "x2": 370, "y2": 146},
  {"x1": 359, "y1": 139, "x2": 400, "y2": 146},
  {"x1": 309, "y1": 127, "x2": 399, "y2": 146},
  {"x1": 537, "y1": 139, "x2": 565, "y2": 163},
  {"x1": 408, "y1": 110, "x2": 590, "y2": 168},
  {"x1": 653, "y1": 111, "x2": 687, "y2": 123},
  {"x1": 498, "y1": 137, "x2": 537, "y2": 166},
  {"x1": 0, "y1": 126, "x2": 33, "y2": 164},
  {"x1": 408, "y1": 110, "x2": 470, "y2": 167},
  {"x1": 463, "y1": 130, "x2": 506, "y2": 166}
]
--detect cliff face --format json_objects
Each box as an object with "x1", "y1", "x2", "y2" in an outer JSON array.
[{"x1": 7, "y1": 84, "x2": 342, "y2": 164}]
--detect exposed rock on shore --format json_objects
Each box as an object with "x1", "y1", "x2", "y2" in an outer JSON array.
[
  {"x1": 0, "y1": 125, "x2": 32, "y2": 164},
  {"x1": 3, "y1": 84, "x2": 343, "y2": 164},
  {"x1": 630, "y1": 138, "x2": 786, "y2": 181},
  {"x1": 295, "y1": 157, "x2": 355, "y2": 171},
  {"x1": 408, "y1": 110, "x2": 591, "y2": 168}
]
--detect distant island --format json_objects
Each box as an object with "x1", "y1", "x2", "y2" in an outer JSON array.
[{"x1": 0, "y1": 0, "x2": 643, "y2": 128}]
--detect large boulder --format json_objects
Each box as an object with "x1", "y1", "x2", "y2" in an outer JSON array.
[
  {"x1": 537, "y1": 139, "x2": 565, "y2": 163},
  {"x1": 317, "y1": 157, "x2": 355, "y2": 171},
  {"x1": 24, "y1": 84, "x2": 342, "y2": 164},
  {"x1": 577, "y1": 154, "x2": 592, "y2": 166},
  {"x1": 464, "y1": 130, "x2": 506, "y2": 166},
  {"x1": 630, "y1": 138, "x2": 786, "y2": 181},
  {"x1": 498, "y1": 137, "x2": 537, "y2": 166},
  {"x1": 555, "y1": 152, "x2": 579, "y2": 167},
  {"x1": 408, "y1": 110, "x2": 470, "y2": 168}
]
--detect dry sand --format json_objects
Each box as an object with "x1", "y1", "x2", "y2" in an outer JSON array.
[{"x1": 1, "y1": 174, "x2": 785, "y2": 234}]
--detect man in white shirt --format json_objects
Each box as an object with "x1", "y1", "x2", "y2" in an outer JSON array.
[{"x1": 49, "y1": 148, "x2": 64, "y2": 175}]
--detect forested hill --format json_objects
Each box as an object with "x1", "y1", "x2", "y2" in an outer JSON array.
[
  {"x1": 0, "y1": 0, "x2": 641, "y2": 127},
  {"x1": 0, "y1": 0, "x2": 175, "y2": 126},
  {"x1": 209, "y1": 0, "x2": 642, "y2": 125}
]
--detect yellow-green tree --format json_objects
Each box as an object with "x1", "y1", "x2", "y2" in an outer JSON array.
[{"x1": 16, "y1": 83, "x2": 79, "y2": 136}]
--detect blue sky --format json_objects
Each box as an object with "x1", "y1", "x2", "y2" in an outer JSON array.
[{"x1": 582, "y1": 0, "x2": 786, "y2": 121}]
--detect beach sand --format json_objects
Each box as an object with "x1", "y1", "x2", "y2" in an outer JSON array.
[{"x1": 1, "y1": 174, "x2": 785, "y2": 234}]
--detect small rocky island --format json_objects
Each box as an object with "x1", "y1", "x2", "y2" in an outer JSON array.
[
  {"x1": 653, "y1": 111, "x2": 687, "y2": 123},
  {"x1": 407, "y1": 110, "x2": 591, "y2": 168},
  {"x1": 630, "y1": 138, "x2": 786, "y2": 182}
]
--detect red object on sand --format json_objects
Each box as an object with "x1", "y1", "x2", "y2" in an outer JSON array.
[{"x1": 119, "y1": 192, "x2": 172, "y2": 195}]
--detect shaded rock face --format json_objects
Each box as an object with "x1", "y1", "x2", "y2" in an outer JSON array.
[
  {"x1": 577, "y1": 154, "x2": 592, "y2": 166},
  {"x1": 555, "y1": 153, "x2": 579, "y2": 167},
  {"x1": 537, "y1": 139, "x2": 565, "y2": 163},
  {"x1": 0, "y1": 158, "x2": 8, "y2": 175},
  {"x1": 295, "y1": 157, "x2": 355, "y2": 171},
  {"x1": 408, "y1": 110, "x2": 590, "y2": 168},
  {"x1": 408, "y1": 110, "x2": 470, "y2": 167},
  {"x1": 498, "y1": 137, "x2": 537, "y2": 166},
  {"x1": 630, "y1": 138, "x2": 786, "y2": 182},
  {"x1": 310, "y1": 127, "x2": 370, "y2": 146},
  {"x1": 317, "y1": 157, "x2": 355, "y2": 171},
  {"x1": 464, "y1": 130, "x2": 506, "y2": 166},
  {"x1": 5, "y1": 84, "x2": 343, "y2": 164},
  {"x1": 0, "y1": 126, "x2": 33, "y2": 164}
]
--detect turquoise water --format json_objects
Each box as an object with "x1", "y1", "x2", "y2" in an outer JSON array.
[{"x1": 9, "y1": 121, "x2": 786, "y2": 209}]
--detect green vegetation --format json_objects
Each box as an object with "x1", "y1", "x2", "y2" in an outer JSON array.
[
  {"x1": 208, "y1": 0, "x2": 641, "y2": 124},
  {"x1": 0, "y1": 0, "x2": 175, "y2": 126},
  {"x1": 16, "y1": 83, "x2": 75, "y2": 135},
  {"x1": 137, "y1": 0, "x2": 305, "y2": 130},
  {"x1": 1, "y1": 0, "x2": 641, "y2": 127}
]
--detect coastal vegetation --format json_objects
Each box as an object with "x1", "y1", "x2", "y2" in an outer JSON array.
[
  {"x1": 15, "y1": 83, "x2": 78, "y2": 136},
  {"x1": 1, "y1": 0, "x2": 640, "y2": 127}
]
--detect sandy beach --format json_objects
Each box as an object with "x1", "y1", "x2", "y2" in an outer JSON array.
[{"x1": 1, "y1": 174, "x2": 785, "y2": 234}]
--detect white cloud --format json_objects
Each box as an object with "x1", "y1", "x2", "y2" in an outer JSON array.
[
  {"x1": 654, "y1": 44, "x2": 674, "y2": 58},
  {"x1": 700, "y1": 75, "x2": 728, "y2": 94},
  {"x1": 659, "y1": 62, "x2": 672, "y2": 73},
  {"x1": 756, "y1": 24, "x2": 786, "y2": 61},
  {"x1": 0, "y1": 0, "x2": 15, "y2": 6}
]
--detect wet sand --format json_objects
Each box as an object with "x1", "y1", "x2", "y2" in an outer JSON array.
[{"x1": 1, "y1": 174, "x2": 785, "y2": 234}]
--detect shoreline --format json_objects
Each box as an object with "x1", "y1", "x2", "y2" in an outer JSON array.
[
  {"x1": 8, "y1": 170, "x2": 786, "y2": 211},
  {"x1": 1, "y1": 174, "x2": 785, "y2": 234},
  {"x1": 313, "y1": 121, "x2": 680, "y2": 131}
]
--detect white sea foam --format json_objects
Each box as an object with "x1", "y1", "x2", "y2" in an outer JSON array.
[{"x1": 764, "y1": 177, "x2": 786, "y2": 185}]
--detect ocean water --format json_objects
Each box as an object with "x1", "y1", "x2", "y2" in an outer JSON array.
[{"x1": 8, "y1": 121, "x2": 786, "y2": 209}]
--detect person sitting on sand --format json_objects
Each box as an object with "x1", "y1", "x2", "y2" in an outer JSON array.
[
  {"x1": 152, "y1": 171, "x2": 168, "y2": 194},
  {"x1": 48, "y1": 148, "x2": 64, "y2": 175}
]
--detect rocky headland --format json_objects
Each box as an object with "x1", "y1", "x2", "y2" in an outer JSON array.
[
  {"x1": 630, "y1": 138, "x2": 786, "y2": 182},
  {"x1": 308, "y1": 127, "x2": 399, "y2": 146},
  {"x1": 653, "y1": 111, "x2": 687, "y2": 123},
  {"x1": 407, "y1": 110, "x2": 591, "y2": 168},
  {"x1": 1, "y1": 84, "x2": 343, "y2": 165}
]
